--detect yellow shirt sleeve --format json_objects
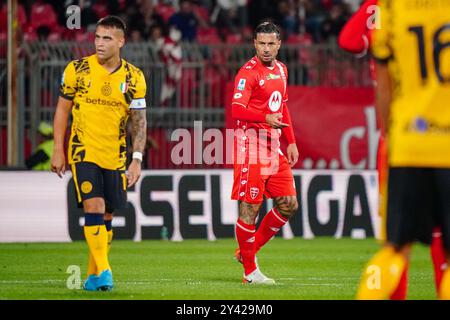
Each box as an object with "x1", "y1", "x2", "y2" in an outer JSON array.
[
  {"x1": 134, "y1": 69, "x2": 147, "y2": 100},
  {"x1": 129, "y1": 69, "x2": 147, "y2": 109},
  {"x1": 59, "y1": 61, "x2": 77, "y2": 100},
  {"x1": 371, "y1": 0, "x2": 393, "y2": 63}
]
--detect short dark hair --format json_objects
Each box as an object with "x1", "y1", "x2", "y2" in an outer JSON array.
[
  {"x1": 96, "y1": 15, "x2": 127, "y2": 34},
  {"x1": 254, "y1": 21, "x2": 281, "y2": 40}
]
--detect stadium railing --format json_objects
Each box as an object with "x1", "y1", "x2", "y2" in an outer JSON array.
[{"x1": 0, "y1": 41, "x2": 372, "y2": 169}]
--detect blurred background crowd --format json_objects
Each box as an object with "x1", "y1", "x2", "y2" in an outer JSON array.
[
  {"x1": 0, "y1": 0, "x2": 371, "y2": 170},
  {"x1": 0, "y1": 0, "x2": 361, "y2": 45}
]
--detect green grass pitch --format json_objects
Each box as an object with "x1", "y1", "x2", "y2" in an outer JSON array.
[{"x1": 0, "y1": 238, "x2": 438, "y2": 300}]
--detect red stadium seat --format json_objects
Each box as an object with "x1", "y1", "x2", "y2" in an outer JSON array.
[
  {"x1": 193, "y1": 5, "x2": 210, "y2": 24},
  {"x1": 0, "y1": 32, "x2": 6, "y2": 58},
  {"x1": 197, "y1": 27, "x2": 221, "y2": 44},
  {"x1": 155, "y1": 3, "x2": 177, "y2": 23},
  {"x1": 321, "y1": 0, "x2": 333, "y2": 10},
  {"x1": 0, "y1": 5, "x2": 5, "y2": 32},
  {"x1": 0, "y1": 4, "x2": 27, "y2": 32},
  {"x1": 47, "y1": 32, "x2": 61, "y2": 42},
  {"x1": 23, "y1": 27, "x2": 38, "y2": 42},
  {"x1": 92, "y1": 1, "x2": 110, "y2": 19},
  {"x1": 204, "y1": 65, "x2": 226, "y2": 107},
  {"x1": 30, "y1": 2, "x2": 58, "y2": 31},
  {"x1": 286, "y1": 33, "x2": 313, "y2": 45},
  {"x1": 75, "y1": 31, "x2": 96, "y2": 42},
  {"x1": 147, "y1": 128, "x2": 176, "y2": 169},
  {"x1": 226, "y1": 34, "x2": 243, "y2": 44}
]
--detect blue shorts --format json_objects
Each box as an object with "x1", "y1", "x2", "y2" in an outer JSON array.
[{"x1": 71, "y1": 161, "x2": 128, "y2": 210}]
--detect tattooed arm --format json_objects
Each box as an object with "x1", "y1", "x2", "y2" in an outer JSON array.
[
  {"x1": 127, "y1": 109, "x2": 147, "y2": 187},
  {"x1": 130, "y1": 109, "x2": 147, "y2": 154}
]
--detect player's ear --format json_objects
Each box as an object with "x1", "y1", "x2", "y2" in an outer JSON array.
[{"x1": 118, "y1": 33, "x2": 125, "y2": 49}]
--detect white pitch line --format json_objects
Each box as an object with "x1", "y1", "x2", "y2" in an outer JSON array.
[
  {"x1": 277, "y1": 283, "x2": 349, "y2": 287},
  {"x1": 279, "y1": 277, "x2": 360, "y2": 281},
  {"x1": 0, "y1": 280, "x2": 64, "y2": 284},
  {"x1": 0, "y1": 279, "x2": 197, "y2": 285},
  {"x1": 0, "y1": 279, "x2": 355, "y2": 287}
]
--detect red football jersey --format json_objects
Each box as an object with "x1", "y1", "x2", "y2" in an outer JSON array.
[{"x1": 231, "y1": 56, "x2": 288, "y2": 161}]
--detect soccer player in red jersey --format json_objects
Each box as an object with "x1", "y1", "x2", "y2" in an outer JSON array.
[
  {"x1": 339, "y1": 0, "x2": 447, "y2": 299},
  {"x1": 230, "y1": 22, "x2": 299, "y2": 284}
]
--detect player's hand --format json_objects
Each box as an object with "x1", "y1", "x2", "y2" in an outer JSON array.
[
  {"x1": 127, "y1": 159, "x2": 142, "y2": 188},
  {"x1": 287, "y1": 143, "x2": 299, "y2": 167},
  {"x1": 50, "y1": 149, "x2": 66, "y2": 178},
  {"x1": 265, "y1": 113, "x2": 289, "y2": 129}
]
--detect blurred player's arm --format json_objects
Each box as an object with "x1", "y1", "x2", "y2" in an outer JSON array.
[
  {"x1": 370, "y1": 0, "x2": 392, "y2": 134},
  {"x1": 281, "y1": 104, "x2": 298, "y2": 166},
  {"x1": 52, "y1": 62, "x2": 76, "y2": 177},
  {"x1": 338, "y1": 0, "x2": 377, "y2": 55},
  {"x1": 375, "y1": 63, "x2": 392, "y2": 133},
  {"x1": 51, "y1": 97, "x2": 73, "y2": 177}
]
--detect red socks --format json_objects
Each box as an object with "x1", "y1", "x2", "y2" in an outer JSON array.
[
  {"x1": 255, "y1": 208, "x2": 288, "y2": 253},
  {"x1": 235, "y1": 219, "x2": 257, "y2": 276},
  {"x1": 390, "y1": 265, "x2": 408, "y2": 300},
  {"x1": 431, "y1": 227, "x2": 447, "y2": 292},
  {"x1": 388, "y1": 227, "x2": 446, "y2": 300},
  {"x1": 236, "y1": 208, "x2": 290, "y2": 276}
]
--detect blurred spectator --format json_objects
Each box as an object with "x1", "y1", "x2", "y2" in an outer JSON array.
[
  {"x1": 149, "y1": 24, "x2": 165, "y2": 46},
  {"x1": 298, "y1": 0, "x2": 327, "y2": 42},
  {"x1": 92, "y1": 0, "x2": 120, "y2": 17},
  {"x1": 36, "y1": 25, "x2": 51, "y2": 41},
  {"x1": 273, "y1": 0, "x2": 298, "y2": 40},
  {"x1": 248, "y1": 0, "x2": 276, "y2": 28},
  {"x1": 1, "y1": 0, "x2": 361, "y2": 45},
  {"x1": 155, "y1": 0, "x2": 177, "y2": 22},
  {"x1": 168, "y1": 0, "x2": 202, "y2": 42},
  {"x1": 79, "y1": 1, "x2": 99, "y2": 30},
  {"x1": 211, "y1": 0, "x2": 247, "y2": 40},
  {"x1": 159, "y1": 27, "x2": 182, "y2": 105},
  {"x1": 319, "y1": 2, "x2": 349, "y2": 42},
  {"x1": 25, "y1": 122, "x2": 54, "y2": 171},
  {"x1": 128, "y1": 0, "x2": 166, "y2": 40},
  {"x1": 129, "y1": 28, "x2": 144, "y2": 42}
]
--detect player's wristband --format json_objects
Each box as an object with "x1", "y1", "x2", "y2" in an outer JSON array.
[{"x1": 132, "y1": 152, "x2": 143, "y2": 162}]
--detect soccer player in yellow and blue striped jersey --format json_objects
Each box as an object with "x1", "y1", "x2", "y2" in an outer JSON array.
[
  {"x1": 356, "y1": 0, "x2": 450, "y2": 299},
  {"x1": 51, "y1": 16, "x2": 148, "y2": 291}
]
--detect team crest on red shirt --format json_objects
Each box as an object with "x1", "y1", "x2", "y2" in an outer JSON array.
[
  {"x1": 268, "y1": 91, "x2": 282, "y2": 112},
  {"x1": 250, "y1": 187, "x2": 259, "y2": 200}
]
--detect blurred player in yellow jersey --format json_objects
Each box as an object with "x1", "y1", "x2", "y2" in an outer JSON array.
[
  {"x1": 356, "y1": 0, "x2": 450, "y2": 299},
  {"x1": 51, "y1": 16, "x2": 148, "y2": 291}
]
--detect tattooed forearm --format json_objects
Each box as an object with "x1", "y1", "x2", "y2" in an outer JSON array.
[{"x1": 130, "y1": 109, "x2": 147, "y2": 154}]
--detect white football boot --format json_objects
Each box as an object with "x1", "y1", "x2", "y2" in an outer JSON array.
[{"x1": 243, "y1": 268, "x2": 275, "y2": 285}]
